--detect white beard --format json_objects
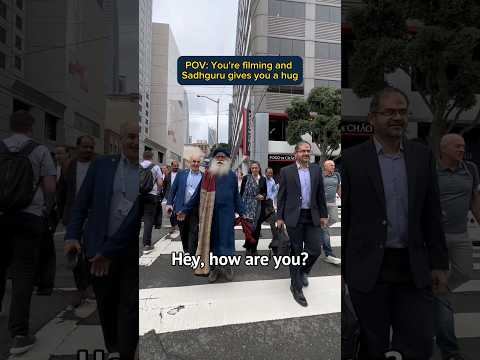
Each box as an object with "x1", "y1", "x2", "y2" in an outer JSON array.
[{"x1": 209, "y1": 158, "x2": 231, "y2": 176}]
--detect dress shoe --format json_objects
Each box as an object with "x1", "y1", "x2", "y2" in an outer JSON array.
[
  {"x1": 290, "y1": 285, "x2": 308, "y2": 307},
  {"x1": 302, "y1": 273, "x2": 309, "y2": 287},
  {"x1": 223, "y1": 265, "x2": 234, "y2": 282},
  {"x1": 208, "y1": 268, "x2": 219, "y2": 283}
]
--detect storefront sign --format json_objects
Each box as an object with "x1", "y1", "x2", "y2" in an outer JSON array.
[
  {"x1": 268, "y1": 153, "x2": 296, "y2": 162},
  {"x1": 341, "y1": 121, "x2": 373, "y2": 136}
]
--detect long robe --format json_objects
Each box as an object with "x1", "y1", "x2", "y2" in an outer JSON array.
[{"x1": 210, "y1": 171, "x2": 244, "y2": 256}]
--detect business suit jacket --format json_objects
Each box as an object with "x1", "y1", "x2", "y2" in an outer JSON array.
[
  {"x1": 341, "y1": 139, "x2": 449, "y2": 292},
  {"x1": 277, "y1": 162, "x2": 328, "y2": 227},
  {"x1": 65, "y1": 155, "x2": 141, "y2": 258},
  {"x1": 167, "y1": 169, "x2": 203, "y2": 213}
]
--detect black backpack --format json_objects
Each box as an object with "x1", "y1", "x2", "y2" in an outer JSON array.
[
  {"x1": 0, "y1": 140, "x2": 39, "y2": 213},
  {"x1": 139, "y1": 163, "x2": 156, "y2": 195}
]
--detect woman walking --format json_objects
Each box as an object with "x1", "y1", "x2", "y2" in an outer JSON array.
[{"x1": 240, "y1": 161, "x2": 267, "y2": 255}]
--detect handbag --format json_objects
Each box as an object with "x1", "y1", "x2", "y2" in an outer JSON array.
[{"x1": 269, "y1": 226, "x2": 290, "y2": 256}]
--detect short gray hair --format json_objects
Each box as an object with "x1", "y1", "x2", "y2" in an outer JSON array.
[{"x1": 294, "y1": 140, "x2": 311, "y2": 152}]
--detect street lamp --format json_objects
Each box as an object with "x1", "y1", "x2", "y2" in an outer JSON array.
[{"x1": 196, "y1": 94, "x2": 220, "y2": 144}]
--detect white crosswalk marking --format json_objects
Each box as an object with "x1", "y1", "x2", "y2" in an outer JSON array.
[{"x1": 139, "y1": 206, "x2": 342, "y2": 346}]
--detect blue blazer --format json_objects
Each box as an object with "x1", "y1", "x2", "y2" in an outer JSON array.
[
  {"x1": 167, "y1": 169, "x2": 203, "y2": 213},
  {"x1": 65, "y1": 155, "x2": 141, "y2": 258}
]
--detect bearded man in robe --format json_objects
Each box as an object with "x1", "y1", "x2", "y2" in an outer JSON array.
[{"x1": 180, "y1": 148, "x2": 245, "y2": 282}]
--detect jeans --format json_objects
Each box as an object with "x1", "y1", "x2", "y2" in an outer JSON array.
[
  {"x1": 434, "y1": 232, "x2": 472, "y2": 357},
  {"x1": 322, "y1": 204, "x2": 339, "y2": 257}
]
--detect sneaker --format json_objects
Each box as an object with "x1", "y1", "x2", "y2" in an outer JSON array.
[
  {"x1": 143, "y1": 245, "x2": 154, "y2": 254},
  {"x1": 324, "y1": 255, "x2": 341, "y2": 265},
  {"x1": 10, "y1": 335, "x2": 36, "y2": 355},
  {"x1": 108, "y1": 352, "x2": 121, "y2": 359}
]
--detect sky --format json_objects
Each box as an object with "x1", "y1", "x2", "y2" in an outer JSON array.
[{"x1": 152, "y1": 0, "x2": 238, "y2": 143}]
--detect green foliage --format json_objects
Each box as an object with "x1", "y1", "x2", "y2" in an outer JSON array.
[
  {"x1": 348, "y1": 0, "x2": 480, "y2": 152},
  {"x1": 285, "y1": 87, "x2": 341, "y2": 163}
]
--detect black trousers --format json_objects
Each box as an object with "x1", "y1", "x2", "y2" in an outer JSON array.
[
  {"x1": 178, "y1": 208, "x2": 199, "y2": 254},
  {"x1": 349, "y1": 250, "x2": 435, "y2": 360},
  {"x1": 0, "y1": 212, "x2": 43, "y2": 337},
  {"x1": 286, "y1": 209, "x2": 322, "y2": 291},
  {"x1": 142, "y1": 194, "x2": 157, "y2": 246},
  {"x1": 90, "y1": 248, "x2": 138, "y2": 360},
  {"x1": 35, "y1": 220, "x2": 56, "y2": 291}
]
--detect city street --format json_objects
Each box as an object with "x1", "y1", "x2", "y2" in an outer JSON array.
[{"x1": 138, "y1": 207, "x2": 342, "y2": 360}]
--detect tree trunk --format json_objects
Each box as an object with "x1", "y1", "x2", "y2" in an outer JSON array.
[{"x1": 428, "y1": 112, "x2": 447, "y2": 157}]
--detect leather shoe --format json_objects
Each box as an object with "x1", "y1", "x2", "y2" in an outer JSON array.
[
  {"x1": 290, "y1": 285, "x2": 308, "y2": 307},
  {"x1": 208, "y1": 268, "x2": 219, "y2": 283},
  {"x1": 302, "y1": 273, "x2": 309, "y2": 287}
]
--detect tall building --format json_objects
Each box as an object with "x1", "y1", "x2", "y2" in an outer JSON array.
[
  {"x1": 208, "y1": 126, "x2": 217, "y2": 146},
  {"x1": 232, "y1": 0, "x2": 341, "y2": 174},
  {"x1": 150, "y1": 23, "x2": 188, "y2": 165},
  {"x1": 139, "y1": 0, "x2": 153, "y2": 151},
  {"x1": 0, "y1": 0, "x2": 107, "y2": 154}
]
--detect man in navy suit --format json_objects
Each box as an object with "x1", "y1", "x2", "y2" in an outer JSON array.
[
  {"x1": 64, "y1": 120, "x2": 140, "y2": 360},
  {"x1": 167, "y1": 152, "x2": 203, "y2": 255}
]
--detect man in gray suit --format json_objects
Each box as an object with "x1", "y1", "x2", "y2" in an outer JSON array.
[{"x1": 276, "y1": 141, "x2": 329, "y2": 307}]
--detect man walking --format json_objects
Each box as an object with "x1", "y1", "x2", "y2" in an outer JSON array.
[
  {"x1": 166, "y1": 153, "x2": 203, "y2": 255},
  {"x1": 57, "y1": 135, "x2": 96, "y2": 302},
  {"x1": 276, "y1": 141, "x2": 329, "y2": 307},
  {"x1": 140, "y1": 150, "x2": 163, "y2": 254},
  {"x1": 164, "y1": 160, "x2": 180, "y2": 234},
  {"x1": 342, "y1": 86, "x2": 449, "y2": 359},
  {"x1": 322, "y1": 160, "x2": 341, "y2": 265},
  {"x1": 0, "y1": 110, "x2": 56, "y2": 355},
  {"x1": 435, "y1": 133, "x2": 480, "y2": 360},
  {"x1": 64, "y1": 121, "x2": 141, "y2": 360}
]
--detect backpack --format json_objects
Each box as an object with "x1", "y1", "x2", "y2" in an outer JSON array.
[
  {"x1": 0, "y1": 140, "x2": 39, "y2": 213},
  {"x1": 139, "y1": 163, "x2": 156, "y2": 195}
]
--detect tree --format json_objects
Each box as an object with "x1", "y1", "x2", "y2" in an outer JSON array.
[
  {"x1": 285, "y1": 86, "x2": 341, "y2": 164},
  {"x1": 348, "y1": 0, "x2": 480, "y2": 154}
]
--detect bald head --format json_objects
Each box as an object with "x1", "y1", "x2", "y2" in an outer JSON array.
[
  {"x1": 324, "y1": 160, "x2": 335, "y2": 175},
  {"x1": 440, "y1": 133, "x2": 465, "y2": 163}
]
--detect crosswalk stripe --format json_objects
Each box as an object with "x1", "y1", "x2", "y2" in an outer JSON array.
[
  {"x1": 455, "y1": 313, "x2": 480, "y2": 338},
  {"x1": 453, "y1": 280, "x2": 480, "y2": 293},
  {"x1": 139, "y1": 275, "x2": 341, "y2": 335},
  {"x1": 139, "y1": 236, "x2": 342, "y2": 265}
]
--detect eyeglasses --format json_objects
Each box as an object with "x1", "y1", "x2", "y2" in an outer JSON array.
[{"x1": 373, "y1": 109, "x2": 408, "y2": 117}]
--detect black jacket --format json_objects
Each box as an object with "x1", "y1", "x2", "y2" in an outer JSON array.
[{"x1": 341, "y1": 139, "x2": 449, "y2": 292}]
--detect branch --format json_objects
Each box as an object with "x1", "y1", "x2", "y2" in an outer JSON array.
[
  {"x1": 447, "y1": 108, "x2": 464, "y2": 132},
  {"x1": 460, "y1": 107, "x2": 480, "y2": 135},
  {"x1": 444, "y1": 100, "x2": 458, "y2": 121}
]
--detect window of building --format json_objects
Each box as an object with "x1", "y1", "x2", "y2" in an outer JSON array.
[
  {"x1": 267, "y1": 85, "x2": 304, "y2": 95},
  {"x1": 146, "y1": 92, "x2": 149, "y2": 100},
  {"x1": 16, "y1": 0, "x2": 23, "y2": 10},
  {"x1": 0, "y1": 25, "x2": 5, "y2": 44},
  {"x1": 158, "y1": 152, "x2": 164, "y2": 163},
  {"x1": 315, "y1": 42, "x2": 340, "y2": 60},
  {"x1": 15, "y1": 35, "x2": 22, "y2": 50},
  {"x1": 44, "y1": 113, "x2": 58, "y2": 141},
  {"x1": 316, "y1": 5, "x2": 340, "y2": 23},
  {"x1": 268, "y1": 37, "x2": 304, "y2": 56},
  {"x1": 15, "y1": 15, "x2": 23, "y2": 31},
  {"x1": 269, "y1": 118, "x2": 288, "y2": 141},
  {"x1": 0, "y1": 2, "x2": 6, "y2": 19},
  {"x1": 314, "y1": 79, "x2": 341, "y2": 89},
  {"x1": 268, "y1": 0, "x2": 305, "y2": 19},
  {"x1": 146, "y1": 101, "x2": 149, "y2": 108},
  {"x1": 145, "y1": 110, "x2": 149, "y2": 116},
  {"x1": 14, "y1": 55, "x2": 21, "y2": 70},
  {"x1": 0, "y1": 52, "x2": 5, "y2": 69}
]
